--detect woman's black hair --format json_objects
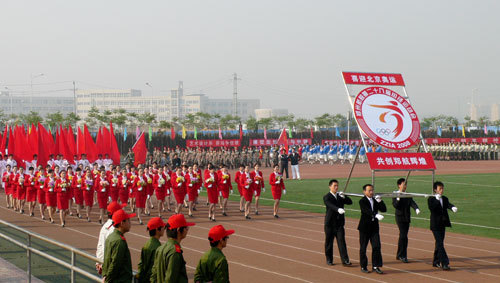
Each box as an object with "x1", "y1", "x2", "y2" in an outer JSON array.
[
  {"x1": 166, "y1": 223, "x2": 186, "y2": 239},
  {"x1": 209, "y1": 237, "x2": 220, "y2": 247}
]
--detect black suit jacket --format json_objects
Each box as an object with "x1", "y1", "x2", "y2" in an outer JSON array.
[
  {"x1": 428, "y1": 195, "x2": 454, "y2": 231},
  {"x1": 392, "y1": 196, "x2": 419, "y2": 223},
  {"x1": 323, "y1": 193, "x2": 352, "y2": 228},
  {"x1": 357, "y1": 196, "x2": 387, "y2": 233}
]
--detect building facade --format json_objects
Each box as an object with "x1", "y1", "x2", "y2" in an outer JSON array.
[{"x1": 0, "y1": 91, "x2": 74, "y2": 117}]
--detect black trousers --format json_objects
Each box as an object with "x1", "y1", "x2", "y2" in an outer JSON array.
[
  {"x1": 432, "y1": 229, "x2": 449, "y2": 266},
  {"x1": 396, "y1": 221, "x2": 410, "y2": 259},
  {"x1": 324, "y1": 225, "x2": 349, "y2": 263},
  {"x1": 359, "y1": 230, "x2": 383, "y2": 269},
  {"x1": 280, "y1": 163, "x2": 289, "y2": 178}
]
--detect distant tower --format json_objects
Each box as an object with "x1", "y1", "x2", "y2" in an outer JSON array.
[
  {"x1": 470, "y1": 89, "x2": 478, "y2": 121},
  {"x1": 492, "y1": 103, "x2": 499, "y2": 121},
  {"x1": 232, "y1": 73, "x2": 240, "y2": 116}
]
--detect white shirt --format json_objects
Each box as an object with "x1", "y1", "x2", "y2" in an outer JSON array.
[
  {"x1": 6, "y1": 158, "x2": 17, "y2": 167},
  {"x1": 330, "y1": 191, "x2": 337, "y2": 199},
  {"x1": 96, "y1": 219, "x2": 115, "y2": 262},
  {"x1": 367, "y1": 197, "x2": 374, "y2": 210}
]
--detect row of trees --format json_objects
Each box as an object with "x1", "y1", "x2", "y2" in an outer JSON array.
[{"x1": 421, "y1": 115, "x2": 500, "y2": 129}]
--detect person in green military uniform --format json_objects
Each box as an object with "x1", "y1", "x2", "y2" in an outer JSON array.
[
  {"x1": 137, "y1": 217, "x2": 166, "y2": 283},
  {"x1": 151, "y1": 214, "x2": 195, "y2": 283},
  {"x1": 102, "y1": 209, "x2": 136, "y2": 283},
  {"x1": 194, "y1": 225, "x2": 234, "y2": 283}
]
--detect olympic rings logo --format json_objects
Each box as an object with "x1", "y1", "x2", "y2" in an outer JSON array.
[{"x1": 376, "y1": 128, "x2": 391, "y2": 135}]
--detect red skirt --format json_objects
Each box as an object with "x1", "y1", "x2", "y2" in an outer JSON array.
[
  {"x1": 253, "y1": 187, "x2": 262, "y2": 197},
  {"x1": 83, "y1": 189, "x2": 94, "y2": 207},
  {"x1": 172, "y1": 188, "x2": 186, "y2": 204},
  {"x1": 5, "y1": 185, "x2": 13, "y2": 195},
  {"x1": 119, "y1": 188, "x2": 129, "y2": 205},
  {"x1": 110, "y1": 185, "x2": 119, "y2": 202},
  {"x1": 11, "y1": 186, "x2": 18, "y2": 199},
  {"x1": 26, "y1": 187, "x2": 37, "y2": 202},
  {"x1": 73, "y1": 187, "x2": 83, "y2": 205},
  {"x1": 45, "y1": 191, "x2": 57, "y2": 207},
  {"x1": 96, "y1": 191, "x2": 109, "y2": 209},
  {"x1": 57, "y1": 192, "x2": 69, "y2": 210},
  {"x1": 207, "y1": 187, "x2": 219, "y2": 204},
  {"x1": 271, "y1": 187, "x2": 282, "y2": 200},
  {"x1": 187, "y1": 184, "x2": 197, "y2": 202},
  {"x1": 155, "y1": 187, "x2": 166, "y2": 201},
  {"x1": 37, "y1": 188, "x2": 46, "y2": 204},
  {"x1": 243, "y1": 186, "x2": 253, "y2": 202},
  {"x1": 17, "y1": 186, "x2": 26, "y2": 200},
  {"x1": 237, "y1": 185, "x2": 243, "y2": 196},
  {"x1": 135, "y1": 190, "x2": 146, "y2": 208},
  {"x1": 146, "y1": 184, "x2": 154, "y2": 196}
]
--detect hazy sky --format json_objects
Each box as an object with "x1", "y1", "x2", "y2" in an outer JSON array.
[{"x1": 1, "y1": 0, "x2": 499, "y2": 120}]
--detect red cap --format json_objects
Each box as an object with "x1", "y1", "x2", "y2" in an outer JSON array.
[
  {"x1": 167, "y1": 214, "x2": 195, "y2": 229},
  {"x1": 107, "y1": 201, "x2": 126, "y2": 215},
  {"x1": 112, "y1": 209, "x2": 136, "y2": 226},
  {"x1": 208, "y1": 225, "x2": 235, "y2": 243},
  {"x1": 147, "y1": 217, "x2": 166, "y2": 231}
]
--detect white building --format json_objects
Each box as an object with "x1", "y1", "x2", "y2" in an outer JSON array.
[
  {"x1": 76, "y1": 81, "x2": 260, "y2": 121},
  {"x1": 254, "y1": 108, "x2": 289, "y2": 120},
  {"x1": 492, "y1": 103, "x2": 499, "y2": 121},
  {"x1": 0, "y1": 91, "x2": 74, "y2": 117}
]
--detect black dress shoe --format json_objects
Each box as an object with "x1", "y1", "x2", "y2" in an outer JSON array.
[
  {"x1": 373, "y1": 267, "x2": 384, "y2": 274},
  {"x1": 361, "y1": 267, "x2": 369, "y2": 273},
  {"x1": 398, "y1": 257, "x2": 409, "y2": 263},
  {"x1": 442, "y1": 265, "x2": 450, "y2": 270},
  {"x1": 245, "y1": 215, "x2": 251, "y2": 220},
  {"x1": 342, "y1": 261, "x2": 352, "y2": 266},
  {"x1": 274, "y1": 214, "x2": 279, "y2": 218},
  {"x1": 432, "y1": 263, "x2": 440, "y2": 268},
  {"x1": 326, "y1": 261, "x2": 333, "y2": 266},
  {"x1": 222, "y1": 212, "x2": 228, "y2": 216}
]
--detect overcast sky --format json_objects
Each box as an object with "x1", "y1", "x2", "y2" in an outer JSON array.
[{"x1": 1, "y1": 0, "x2": 499, "y2": 120}]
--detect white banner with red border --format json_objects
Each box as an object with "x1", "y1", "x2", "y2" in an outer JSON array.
[
  {"x1": 249, "y1": 138, "x2": 312, "y2": 146},
  {"x1": 367, "y1": 153, "x2": 436, "y2": 170}
]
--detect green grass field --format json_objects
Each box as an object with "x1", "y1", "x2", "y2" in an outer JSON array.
[{"x1": 209, "y1": 173, "x2": 500, "y2": 239}]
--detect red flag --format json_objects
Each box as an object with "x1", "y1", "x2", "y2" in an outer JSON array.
[
  {"x1": 310, "y1": 126, "x2": 314, "y2": 139},
  {"x1": 58, "y1": 126, "x2": 73, "y2": 164},
  {"x1": 66, "y1": 125, "x2": 77, "y2": 160},
  {"x1": 109, "y1": 122, "x2": 121, "y2": 165},
  {"x1": 96, "y1": 127, "x2": 104, "y2": 156},
  {"x1": 277, "y1": 128, "x2": 288, "y2": 153},
  {"x1": 77, "y1": 126, "x2": 85, "y2": 156},
  {"x1": 27, "y1": 124, "x2": 38, "y2": 161},
  {"x1": 132, "y1": 132, "x2": 147, "y2": 166},
  {"x1": 0, "y1": 125, "x2": 7, "y2": 154},
  {"x1": 84, "y1": 124, "x2": 98, "y2": 163},
  {"x1": 37, "y1": 123, "x2": 54, "y2": 164},
  {"x1": 264, "y1": 127, "x2": 267, "y2": 140},
  {"x1": 102, "y1": 126, "x2": 112, "y2": 155},
  {"x1": 7, "y1": 126, "x2": 14, "y2": 156},
  {"x1": 171, "y1": 126, "x2": 176, "y2": 140}
]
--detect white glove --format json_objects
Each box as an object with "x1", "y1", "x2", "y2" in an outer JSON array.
[
  {"x1": 208, "y1": 184, "x2": 212, "y2": 188},
  {"x1": 396, "y1": 197, "x2": 400, "y2": 201},
  {"x1": 263, "y1": 188, "x2": 266, "y2": 192},
  {"x1": 375, "y1": 214, "x2": 384, "y2": 221},
  {"x1": 147, "y1": 195, "x2": 150, "y2": 200},
  {"x1": 275, "y1": 181, "x2": 280, "y2": 184},
  {"x1": 283, "y1": 189, "x2": 286, "y2": 195},
  {"x1": 198, "y1": 188, "x2": 201, "y2": 193},
  {"x1": 415, "y1": 208, "x2": 421, "y2": 215},
  {"x1": 451, "y1": 206, "x2": 458, "y2": 213},
  {"x1": 338, "y1": 208, "x2": 345, "y2": 215},
  {"x1": 230, "y1": 190, "x2": 233, "y2": 195},
  {"x1": 189, "y1": 183, "x2": 193, "y2": 187},
  {"x1": 219, "y1": 191, "x2": 222, "y2": 197},
  {"x1": 338, "y1": 192, "x2": 345, "y2": 199},
  {"x1": 375, "y1": 195, "x2": 382, "y2": 203},
  {"x1": 177, "y1": 183, "x2": 182, "y2": 187},
  {"x1": 254, "y1": 190, "x2": 257, "y2": 196},
  {"x1": 197, "y1": 189, "x2": 200, "y2": 194},
  {"x1": 435, "y1": 194, "x2": 441, "y2": 200}
]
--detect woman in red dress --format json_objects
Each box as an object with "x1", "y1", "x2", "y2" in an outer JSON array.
[
  {"x1": 127, "y1": 167, "x2": 138, "y2": 211},
  {"x1": 185, "y1": 165, "x2": 200, "y2": 217},
  {"x1": 153, "y1": 167, "x2": 166, "y2": 217},
  {"x1": 144, "y1": 167, "x2": 154, "y2": 215},
  {"x1": 35, "y1": 167, "x2": 47, "y2": 220},
  {"x1": 44, "y1": 170, "x2": 58, "y2": 223},
  {"x1": 95, "y1": 170, "x2": 110, "y2": 224},
  {"x1": 269, "y1": 164, "x2": 286, "y2": 218},
  {"x1": 133, "y1": 167, "x2": 147, "y2": 225},
  {"x1": 239, "y1": 165, "x2": 254, "y2": 219},
  {"x1": 109, "y1": 167, "x2": 120, "y2": 203},
  {"x1": 118, "y1": 168, "x2": 130, "y2": 207},
  {"x1": 15, "y1": 167, "x2": 28, "y2": 214},
  {"x1": 66, "y1": 167, "x2": 75, "y2": 216},
  {"x1": 162, "y1": 165, "x2": 172, "y2": 212},
  {"x1": 171, "y1": 166, "x2": 187, "y2": 214},
  {"x1": 25, "y1": 167, "x2": 37, "y2": 217},
  {"x1": 204, "y1": 165, "x2": 219, "y2": 221},
  {"x1": 192, "y1": 163, "x2": 202, "y2": 212},
  {"x1": 234, "y1": 164, "x2": 245, "y2": 212},
  {"x1": 250, "y1": 164, "x2": 265, "y2": 215},
  {"x1": 2, "y1": 164, "x2": 13, "y2": 209},
  {"x1": 55, "y1": 171, "x2": 70, "y2": 227},
  {"x1": 82, "y1": 169, "x2": 95, "y2": 222},
  {"x1": 72, "y1": 167, "x2": 84, "y2": 218},
  {"x1": 217, "y1": 165, "x2": 233, "y2": 217}
]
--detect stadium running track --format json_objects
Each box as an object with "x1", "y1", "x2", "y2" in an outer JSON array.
[{"x1": 1, "y1": 160, "x2": 499, "y2": 283}]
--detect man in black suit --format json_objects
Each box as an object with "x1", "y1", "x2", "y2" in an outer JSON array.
[
  {"x1": 358, "y1": 184, "x2": 386, "y2": 274},
  {"x1": 323, "y1": 179, "x2": 353, "y2": 266},
  {"x1": 428, "y1": 181, "x2": 458, "y2": 270},
  {"x1": 392, "y1": 178, "x2": 420, "y2": 263}
]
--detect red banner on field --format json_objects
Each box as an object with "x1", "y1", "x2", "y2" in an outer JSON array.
[
  {"x1": 367, "y1": 153, "x2": 436, "y2": 170},
  {"x1": 249, "y1": 138, "x2": 312, "y2": 146},
  {"x1": 424, "y1": 137, "x2": 500, "y2": 144},
  {"x1": 186, "y1": 139, "x2": 241, "y2": 147},
  {"x1": 342, "y1": 72, "x2": 405, "y2": 86}
]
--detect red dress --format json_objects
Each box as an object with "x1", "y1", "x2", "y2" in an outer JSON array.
[
  {"x1": 204, "y1": 171, "x2": 219, "y2": 204},
  {"x1": 25, "y1": 174, "x2": 37, "y2": 202},
  {"x1": 118, "y1": 175, "x2": 130, "y2": 205},
  {"x1": 82, "y1": 175, "x2": 95, "y2": 207},
  {"x1": 2, "y1": 172, "x2": 13, "y2": 195},
  {"x1": 72, "y1": 175, "x2": 84, "y2": 206},
  {"x1": 185, "y1": 172, "x2": 200, "y2": 202},
  {"x1": 55, "y1": 178, "x2": 70, "y2": 210},
  {"x1": 269, "y1": 172, "x2": 285, "y2": 200},
  {"x1": 217, "y1": 172, "x2": 232, "y2": 199},
  {"x1": 239, "y1": 172, "x2": 254, "y2": 202},
  {"x1": 145, "y1": 173, "x2": 154, "y2": 197},
  {"x1": 44, "y1": 177, "x2": 58, "y2": 207},
  {"x1": 15, "y1": 173, "x2": 28, "y2": 200},
  {"x1": 234, "y1": 170, "x2": 244, "y2": 196},
  {"x1": 153, "y1": 173, "x2": 166, "y2": 201},
  {"x1": 67, "y1": 174, "x2": 75, "y2": 200},
  {"x1": 250, "y1": 170, "x2": 264, "y2": 197},
  {"x1": 36, "y1": 172, "x2": 46, "y2": 205},
  {"x1": 95, "y1": 176, "x2": 110, "y2": 209},
  {"x1": 109, "y1": 174, "x2": 120, "y2": 202},
  {"x1": 133, "y1": 176, "x2": 147, "y2": 209},
  {"x1": 171, "y1": 172, "x2": 187, "y2": 204}
]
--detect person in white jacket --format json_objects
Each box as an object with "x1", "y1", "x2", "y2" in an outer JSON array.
[{"x1": 95, "y1": 201, "x2": 126, "y2": 274}]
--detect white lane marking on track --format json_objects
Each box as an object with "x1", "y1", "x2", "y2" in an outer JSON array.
[{"x1": 258, "y1": 197, "x2": 500, "y2": 230}]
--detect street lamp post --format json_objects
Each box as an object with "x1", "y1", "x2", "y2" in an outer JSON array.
[
  {"x1": 145, "y1": 82, "x2": 153, "y2": 114},
  {"x1": 30, "y1": 73, "x2": 44, "y2": 112}
]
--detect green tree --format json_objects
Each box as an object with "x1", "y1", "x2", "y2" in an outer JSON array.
[
  {"x1": 314, "y1": 113, "x2": 331, "y2": 128},
  {"x1": 273, "y1": 115, "x2": 289, "y2": 128},
  {"x1": 137, "y1": 112, "x2": 156, "y2": 126},
  {"x1": 21, "y1": 111, "x2": 44, "y2": 125},
  {"x1": 220, "y1": 114, "x2": 241, "y2": 130},
  {"x1": 0, "y1": 110, "x2": 7, "y2": 129},
  {"x1": 478, "y1": 116, "x2": 490, "y2": 127},
  {"x1": 64, "y1": 112, "x2": 81, "y2": 127},
  {"x1": 294, "y1": 118, "x2": 311, "y2": 132},
  {"x1": 246, "y1": 117, "x2": 259, "y2": 132},
  {"x1": 158, "y1": 120, "x2": 172, "y2": 130},
  {"x1": 331, "y1": 114, "x2": 347, "y2": 127},
  {"x1": 258, "y1": 117, "x2": 274, "y2": 130},
  {"x1": 45, "y1": 111, "x2": 64, "y2": 129},
  {"x1": 85, "y1": 106, "x2": 100, "y2": 128}
]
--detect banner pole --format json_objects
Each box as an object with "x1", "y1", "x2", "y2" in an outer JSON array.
[{"x1": 342, "y1": 144, "x2": 361, "y2": 193}]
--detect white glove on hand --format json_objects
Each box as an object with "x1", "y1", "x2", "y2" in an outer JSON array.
[
  {"x1": 415, "y1": 208, "x2": 421, "y2": 215},
  {"x1": 451, "y1": 206, "x2": 458, "y2": 213},
  {"x1": 263, "y1": 188, "x2": 266, "y2": 192},
  {"x1": 435, "y1": 194, "x2": 441, "y2": 200},
  {"x1": 338, "y1": 192, "x2": 345, "y2": 199},
  {"x1": 375, "y1": 214, "x2": 384, "y2": 221},
  {"x1": 177, "y1": 183, "x2": 182, "y2": 187},
  {"x1": 230, "y1": 190, "x2": 233, "y2": 195},
  {"x1": 396, "y1": 197, "x2": 400, "y2": 201},
  {"x1": 375, "y1": 195, "x2": 382, "y2": 203},
  {"x1": 283, "y1": 189, "x2": 286, "y2": 195},
  {"x1": 275, "y1": 181, "x2": 280, "y2": 184},
  {"x1": 338, "y1": 208, "x2": 345, "y2": 215}
]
